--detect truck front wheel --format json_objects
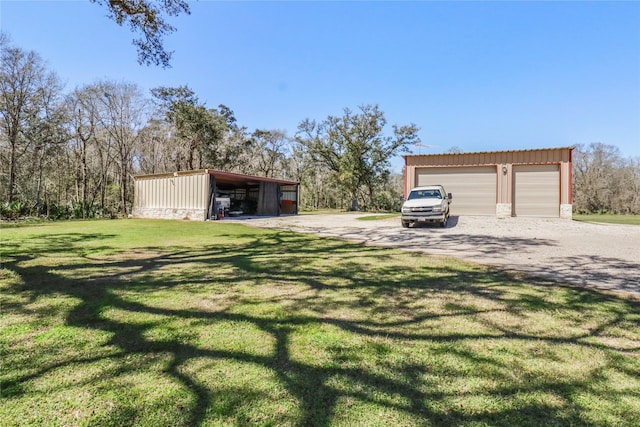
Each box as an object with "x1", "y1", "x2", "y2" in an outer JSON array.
[{"x1": 401, "y1": 220, "x2": 410, "y2": 228}]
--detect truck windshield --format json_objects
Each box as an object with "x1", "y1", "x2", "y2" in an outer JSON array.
[{"x1": 407, "y1": 190, "x2": 442, "y2": 200}]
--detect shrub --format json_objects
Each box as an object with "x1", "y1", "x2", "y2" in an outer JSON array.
[{"x1": 0, "y1": 201, "x2": 30, "y2": 220}]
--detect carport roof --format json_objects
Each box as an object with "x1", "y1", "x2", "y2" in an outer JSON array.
[{"x1": 134, "y1": 169, "x2": 298, "y2": 186}]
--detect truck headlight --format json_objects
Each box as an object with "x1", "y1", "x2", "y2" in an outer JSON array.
[
  {"x1": 432, "y1": 206, "x2": 442, "y2": 212},
  {"x1": 401, "y1": 207, "x2": 410, "y2": 213}
]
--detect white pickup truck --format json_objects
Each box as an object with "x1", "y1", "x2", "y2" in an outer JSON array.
[{"x1": 401, "y1": 185, "x2": 452, "y2": 228}]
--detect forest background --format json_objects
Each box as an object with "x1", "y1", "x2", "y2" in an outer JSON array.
[{"x1": 1, "y1": 35, "x2": 638, "y2": 220}]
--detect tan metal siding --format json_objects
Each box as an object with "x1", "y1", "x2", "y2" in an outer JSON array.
[
  {"x1": 496, "y1": 164, "x2": 512, "y2": 205},
  {"x1": 560, "y1": 161, "x2": 571, "y2": 205},
  {"x1": 416, "y1": 166, "x2": 497, "y2": 215},
  {"x1": 136, "y1": 174, "x2": 208, "y2": 210},
  {"x1": 513, "y1": 165, "x2": 559, "y2": 217}
]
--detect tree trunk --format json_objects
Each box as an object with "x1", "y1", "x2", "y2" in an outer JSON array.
[
  {"x1": 350, "y1": 194, "x2": 359, "y2": 211},
  {"x1": 81, "y1": 140, "x2": 88, "y2": 218},
  {"x1": 8, "y1": 143, "x2": 17, "y2": 201},
  {"x1": 120, "y1": 156, "x2": 128, "y2": 215}
]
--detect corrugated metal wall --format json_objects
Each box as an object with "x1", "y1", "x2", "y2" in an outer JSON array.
[
  {"x1": 513, "y1": 165, "x2": 560, "y2": 217},
  {"x1": 406, "y1": 148, "x2": 571, "y2": 168},
  {"x1": 134, "y1": 173, "x2": 209, "y2": 210},
  {"x1": 416, "y1": 166, "x2": 497, "y2": 215},
  {"x1": 281, "y1": 185, "x2": 297, "y2": 201}
]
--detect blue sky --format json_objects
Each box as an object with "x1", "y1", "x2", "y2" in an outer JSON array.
[{"x1": 1, "y1": 0, "x2": 639, "y2": 171}]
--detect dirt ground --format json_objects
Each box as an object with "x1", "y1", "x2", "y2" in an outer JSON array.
[{"x1": 227, "y1": 213, "x2": 640, "y2": 297}]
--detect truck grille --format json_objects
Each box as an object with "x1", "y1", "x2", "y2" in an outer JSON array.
[{"x1": 409, "y1": 207, "x2": 433, "y2": 213}]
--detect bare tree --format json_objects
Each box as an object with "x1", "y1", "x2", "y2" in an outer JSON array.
[
  {"x1": 92, "y1": 127, "x2": 116, "y2": 214},
  {"x1": 0, "y1": 40, "x2": 63, "y2": 202},
  {"x1": 573, "y1": 143, "x2": 640, "y2": 214},
  {"x1": 65, "y1": 85, "x2": 105, "y2": 217},
  {"x1": 96, "y1": 81, "x2": 147, "y2": 214},
  {"x1": 26, "y1": 84, "x2": 68, "y2": 210}
]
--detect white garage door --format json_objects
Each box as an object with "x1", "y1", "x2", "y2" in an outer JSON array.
[
  {"x1": 513, "y1": 164, "x2": 559, "y2": 217},
  {"x1": 416, "y1": 166, "x2": 497, "y2": 215}
]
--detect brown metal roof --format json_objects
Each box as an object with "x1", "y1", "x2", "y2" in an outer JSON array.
[
  {"x1": 134, "y1": 169, "x2": 298, "y2": 186},
  {"x1": 206, "y1": 169, "x2": 298, "y2": 186},
  {"x1": 403, "y1": 146, "x2": 574, "y2": 159}
]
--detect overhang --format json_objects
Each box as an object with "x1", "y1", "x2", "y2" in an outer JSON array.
[
  {"x1": 134, "y1": 169, "x2": 299, "y2": 187},
  {"x1": 403, "y1": 146, "x2": 575, "y2": 160}
]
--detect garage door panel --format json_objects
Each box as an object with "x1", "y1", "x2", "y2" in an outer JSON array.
[
  {"x1": 513, "y1": 165, "x2": 559, "y2": 217},
  {"x1": 416, "y1": 166, "x2": 496, "y2": 215}
]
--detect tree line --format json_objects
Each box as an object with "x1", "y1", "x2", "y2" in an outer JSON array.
[
  {"x1": 0, "y1": 37, "x2": 412, "y2": 220},
  {"x1": 572, "y1": 143, "x2": 640, "y2": 214},
  {"x1": 2, "y1": 37, "x2": 638, "y2": 220}
]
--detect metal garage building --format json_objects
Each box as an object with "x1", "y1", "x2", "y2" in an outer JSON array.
[
  {"x1": 404, "y1": 147, "x2": 573, "y2": 218},
  {"x1": 132, "y1": 169, "x2": 299, "y2": 221}
]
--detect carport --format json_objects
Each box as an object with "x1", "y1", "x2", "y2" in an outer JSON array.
[
  {"x1": 133, "y1": 169, "x2": 299, "y2": 221},
  {"x1": 404, "y1": 147, "x2": 573, "y2": 218}
]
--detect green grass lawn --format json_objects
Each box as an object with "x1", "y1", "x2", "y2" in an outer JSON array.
[
  {"x1": 299, "y1": 209, "x2": 351, "y2": 215},
  {"x1": 356, "y1": 213, "x2": 401, "y2": 221},
  {"x1": 2, "y1": 220, "x2": 639, "y2": 426},
  {"x1": 573, "y1": 213, "x2": 640, "y2": 226}
]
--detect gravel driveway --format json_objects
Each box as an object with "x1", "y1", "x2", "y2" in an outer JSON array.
[{"x1": 228, "y1": 213, "x2": 640, "y2": 297}]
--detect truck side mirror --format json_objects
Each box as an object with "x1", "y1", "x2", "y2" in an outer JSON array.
[{"x1": 448, "y1": 193, "x2": 452, "y2": 199}]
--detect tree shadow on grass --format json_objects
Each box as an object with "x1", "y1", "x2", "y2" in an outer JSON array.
[
  {"x1": 264, "y1": 221, "x2": 640, "y2": 297},
  {"x1": 2, "y1": 228, "x2": 640, "y2": 426}
]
